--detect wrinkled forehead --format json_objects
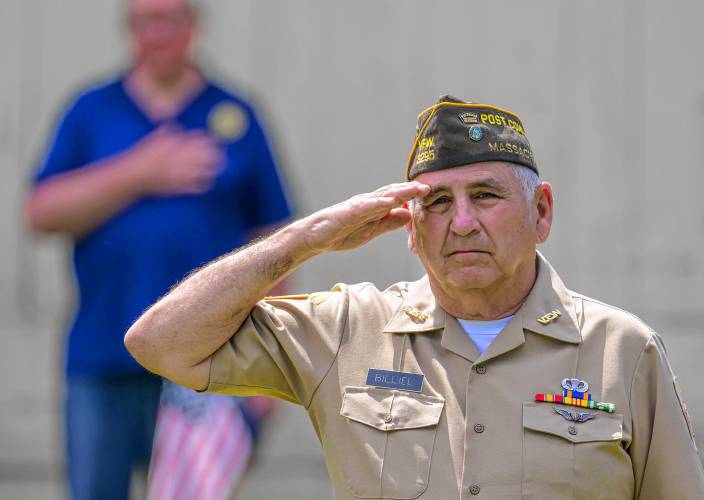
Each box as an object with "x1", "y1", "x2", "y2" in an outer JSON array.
[
  {"x1": 129, "y1": 0, "x2": 192, "y2": 16},
  {"x1": 415, "y1": 161, "x2": 515, "y2": 189}
]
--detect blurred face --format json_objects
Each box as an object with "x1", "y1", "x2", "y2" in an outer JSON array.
[
  {"x1": 128, "y1": 0, "x2": 195, "y2": 78},
  {"x1": 408, "y1": 162, "x2": 553, "y2": 294}
]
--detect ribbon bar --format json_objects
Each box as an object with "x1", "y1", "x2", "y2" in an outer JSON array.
[{"x1": 535, "y1": 393, "x2": 615, "y2": 413}]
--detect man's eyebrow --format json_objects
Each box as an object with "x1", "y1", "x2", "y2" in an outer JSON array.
[
  {"x1": 424, "y1": 179, "x2": 508, "y2": 198},
  {"x1": 467, "y1": 179, "x2": 508, "y2": 192},
  {"x1": 424, "y1": 186, "x2": 450, "y2": 199}
]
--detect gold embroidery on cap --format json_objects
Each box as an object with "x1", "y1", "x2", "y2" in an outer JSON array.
[
  {"x1": 403, "y1": 306, "x2": 428, "y2": 323},
  {"x1": 537, "y1": 310, "x2": 561, "y2": 325}
]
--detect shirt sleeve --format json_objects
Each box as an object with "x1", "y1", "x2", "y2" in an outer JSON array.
[
  {"x1": 33, "y1": 96, "x2": 88, "y2": 184},
  {"x1": 628, "y1": 332, "x2": 704, "y2": 499},
  {"x1": 204, "y1": 289, "x2": 347, "y2": 407},
  {"x1": 238, "y1": 109, "x2": 292, "y2": 230}
]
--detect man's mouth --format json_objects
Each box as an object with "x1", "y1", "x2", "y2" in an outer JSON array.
[{"x1": 447, "y1": 250, "x2": 491, "y2": 257}]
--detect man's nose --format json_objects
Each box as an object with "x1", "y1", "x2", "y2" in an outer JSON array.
[{"x1": 450, "y1": 203, "x2": 481, "y2": 236}]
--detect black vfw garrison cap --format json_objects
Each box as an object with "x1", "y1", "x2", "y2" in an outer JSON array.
[{"x1": 406, "y1": 95, "x2": 538, "y2": 180}]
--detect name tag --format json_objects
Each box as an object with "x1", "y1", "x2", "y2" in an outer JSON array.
[{"x1": 366, "y1": 368, "x2": 425, "y2": 392}]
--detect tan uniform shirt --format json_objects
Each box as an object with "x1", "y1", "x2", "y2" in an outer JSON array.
[{"x1": 205, "y1": 254, "x2": 704, "y2": 499}]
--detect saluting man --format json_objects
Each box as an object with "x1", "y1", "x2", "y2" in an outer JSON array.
[{"x1": 125, "y1": 95, "x2": 704, "y2": 499}]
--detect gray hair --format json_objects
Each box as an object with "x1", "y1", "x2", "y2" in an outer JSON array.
[{"x1": 508, "y1": 163, "x2": 540, "y2": 203}]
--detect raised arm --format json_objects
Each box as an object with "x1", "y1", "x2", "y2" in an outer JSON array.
[{"x1": 124, "y1": 181, "x2": 430, "y2": 390}]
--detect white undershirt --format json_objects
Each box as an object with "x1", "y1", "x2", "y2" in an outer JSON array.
[{"x1": 457, "y1": 316, "x2": 514, "y2": 354}]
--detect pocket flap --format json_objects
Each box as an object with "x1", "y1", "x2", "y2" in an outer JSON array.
[
  {"x1": 523, "y1": 402, "x2": 623, "y2": 443},
  {"x1": 341, "y1": 386, "x2": 444, "y2": 431}
]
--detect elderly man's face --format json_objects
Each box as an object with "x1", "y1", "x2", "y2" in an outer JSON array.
[
  {"x1": 128, "y1": 0, "x2": 195, "y2": 78},
  {"x1": 408, "y1": 162, "x2": 552, "y2": 294}
]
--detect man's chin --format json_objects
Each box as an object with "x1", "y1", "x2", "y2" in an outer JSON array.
[{"x1": 445, "y1": 266, "x2": 498, "y2": 290}]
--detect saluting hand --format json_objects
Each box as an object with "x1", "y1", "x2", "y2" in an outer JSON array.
[
  {"x1": 300, "y1": 182, "x2": 430, "y2": 254},
  {"x1": 125, "y1": 180, "x2": 428, "y2": 389}
]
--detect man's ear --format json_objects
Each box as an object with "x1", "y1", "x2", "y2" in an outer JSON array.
[
  {"x1": 406, "y1": 218, "x2": 418, "y2": 255},
  {"x1": 535, "y1": 181, "x2": 554, "y2": 244}
]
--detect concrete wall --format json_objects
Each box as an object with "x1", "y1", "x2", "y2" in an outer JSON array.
[{"x1": 2, "y1": 0, "x2": 703, "y2": 497}]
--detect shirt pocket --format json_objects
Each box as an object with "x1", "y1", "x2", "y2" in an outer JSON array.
[
  {"x1": 338, "y1": 386, "x2": 444, "y2": 499},
  {"x1": 521, "y1": 402, "x2": 633, "y2": 500}
]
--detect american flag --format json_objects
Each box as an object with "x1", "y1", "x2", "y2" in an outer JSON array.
[{"x1": 147, "y1": 381, "x2": 253, "y2": 500}]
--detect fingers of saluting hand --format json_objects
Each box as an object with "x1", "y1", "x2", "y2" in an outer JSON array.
[
  {"x1": 301, "y1": 182, "x2": 430, "y2": 254},
  {"x1": 348, "y1": 182, "x2": 429, "y2": 222},
  {"x1": 367, "y1": 206, "x2": 414, "y2": 236},
  {"x1": 373, "y1": 181, "x2": 430, "y2": 202}
]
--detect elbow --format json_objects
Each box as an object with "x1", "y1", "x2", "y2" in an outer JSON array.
[
  {"x1": 25, "y1": 191, "x2": 56, "y2": 234},
  {"x1": 123, "y1": 324, "x2": 140, "y2": 359},
  {"x1": 124, "y1": 316, "x2": 160, "y2": 374},
  {"x1": 25, "y1": 198, "x2": 46, "y2": 233}
]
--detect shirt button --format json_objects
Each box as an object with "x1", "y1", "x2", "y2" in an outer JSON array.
[
  {"x1": 474, "y1": 364, "x2": 487, "y2": 374},
  {"x1": 469, "y1": 484, "x2": 481, "y2": 495},
  {"x1": 568, "y1": 425, "x2": 578, "y2": 435},
  {"x1": 473, "y1": 423, "x2": 485, "y2": 433},
  {"x1": 383, "y1": 414, "x2": 393, "y2": 423}
]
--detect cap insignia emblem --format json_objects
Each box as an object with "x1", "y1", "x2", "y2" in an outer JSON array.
[
  {"x1": 458, "y1": 112, "x2": 479, "y2": 124},
  {"x1": 468, "y1": 125, "x2": 483, "y2": 141}
]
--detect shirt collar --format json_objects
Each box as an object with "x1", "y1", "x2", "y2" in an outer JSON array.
[
  {"x1": 517, "y1": 251, "x2": 582, "y2": 345},
  {"x1": 382, "y1": 275, "x2": 446, "y2": 334},
  {"x1": 382, "y1": 252, "x2": 582, "y2": 348}
]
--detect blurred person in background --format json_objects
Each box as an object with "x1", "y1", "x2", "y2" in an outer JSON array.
[{"x1": 25, "y1": 0, "x2": 291, "y2": 498}]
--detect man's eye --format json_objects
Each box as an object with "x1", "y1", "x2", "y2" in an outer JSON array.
[
  {"x1": 423, "y1": 196, "x2": 451, "y2": 213},
  {"x1": 429, "y1": 196, "x2": 451, "y2": 206},
  {"x1": 474, "y1": 192, "x2": 497, "y2": 200}
]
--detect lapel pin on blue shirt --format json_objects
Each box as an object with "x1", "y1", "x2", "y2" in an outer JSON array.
[{"x1": 208, "y1": 102, "x2": 248, "y2": 142}]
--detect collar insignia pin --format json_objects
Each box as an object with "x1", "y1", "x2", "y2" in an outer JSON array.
[
  {"x1": 403, "y1": 306, "x2": 428, "y2": 323},
  {"x1": 537, "y1": 309, "x2": 561, "y2": 325}
]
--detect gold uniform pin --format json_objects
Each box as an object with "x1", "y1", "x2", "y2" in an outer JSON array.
[
  {"x1": 403, "y1": 306, "x2": 428, "y2": 323},
  {"x1": 208, "y1": 102, "x2": 248, "y2": 142},
  {"x1": 537, "y1": 309, "x2": 561, "y2": 325}
]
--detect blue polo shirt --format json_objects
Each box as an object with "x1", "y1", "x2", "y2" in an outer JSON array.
[{"x1": 34, "y1": 77, "x2": 292, "y2": 377}]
